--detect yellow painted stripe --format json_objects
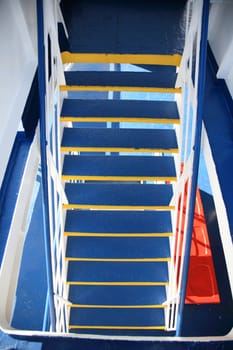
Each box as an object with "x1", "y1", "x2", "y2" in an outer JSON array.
[
  {"x1": 69, "y1": 304, "x2": 167, "y2": 309},
  {"x1": 67, "y1": 281, "x2": 168, "y2": 286},
  {"x1": 61, "y1": 52, "x2": 182, "y2": 66},
  {"x1": 61, "y1": 146, "x2": 179, "y2": 154},
  {"x1": 64, "y1": 232, "x2": 173, "y2": 237},
  {"x1": 61, "y1": 175, "x2": 177, "y2": 182},
  {"x1": 65, "y1": 257, "x2": 171, "y2": 262},
  {"x1": 60, "y1": 85, "x2": 181, "y2": 93},
  {"x1": 69, "y1": 325, "x2": 166, "y2": 330},
  {"x1": 62, "y1": 204, "x2": 175, "y2": 210},
  {"x1": 60, "y1": 116, "x2": 180, "y2": 125}
]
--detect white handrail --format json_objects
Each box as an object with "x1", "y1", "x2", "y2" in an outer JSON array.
[
  {"x1": 0, "y1": 131, "x2": 40, "y2": 330},
  {"x1": 166, "y1": 0, "x2": 206, "y2": 331},
  {"x1": 38, "y1": 0, "x2": 68, "y2": 332}
]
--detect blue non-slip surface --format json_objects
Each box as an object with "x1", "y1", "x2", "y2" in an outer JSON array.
[
  {"x1": 65, "y1": 183, "x2": 173, "y2": 207},
  {"x1": 61, "y1": 99, "x2": 179, "y2": 122},
  {"x1": 60, "y1": 0, "x2": 186, "y2": 54},
  {"x1": 65, "y1": 210, "x2": 172, "y2": 233},
  {"x1": 62, "y1": 155, "x2": 176, "y2": 178},
  {"x1": 64, "y1": 70, "x2": 177, "y2": 89},
  {"x1": 69, "y1": 284, "x2": 167, "y2": 305},
  {"x1": 67, "y1": 261, "x2": 168, "y2": 282},
  {"x1": 62, "y1": 127, "x2": 178, "y2": 151},
  {"x1": 69, "y1": 307, "x2": 165, "y2": 327},
  {"x1": 66, "y1": 236, "x2": 170, "y2": 259}
]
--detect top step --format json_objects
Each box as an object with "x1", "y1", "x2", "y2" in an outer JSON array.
[{"x1": 61, "y1": 52, "x2": 181, "y2": 66}]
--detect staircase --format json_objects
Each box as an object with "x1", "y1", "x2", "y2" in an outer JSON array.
[{"x1": 59, "y1": 53, "x2": 181, "y2": 334}]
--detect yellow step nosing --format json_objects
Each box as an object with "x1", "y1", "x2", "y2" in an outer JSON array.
[
  {"x1": 62, "y1": 204, "x2": 175, "y2": 210},
  {"x1": 66, "y1": 281, "x2": 169, "y2": 286},
  {"x1": 61, "y1": 52, "x2": 182, "y2": 66},
  {"x1": 64, "y1": 232, "x2": 173, "y2": 237},
  {"x1": 69, "y1": 325, "x2": 166, "y2": 330},
  {"x1": 61, "y1": 146, "x2": 179, "y2": 154},
  {"x1": 60, "y1": 116, "x2": 180, "y2": 125},
  {"x1": 69, "y1": 304, "x2": 167, "y2": 309},
  {"x1": 61, "y1": 175, "x2": 177, "y2": 182},
  {"x1": 65, "y1": 257, "x2": 171, "y2": 262},
  {"x1": 60, "y1": 85, "x2": 181, "y2": 94}
]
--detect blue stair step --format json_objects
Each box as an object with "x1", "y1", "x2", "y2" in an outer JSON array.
[
  {"x1": 62, "y1": 155, "x2": 177, "y2": 181},
  {"x1": 69, "y1": 308, "x2": 165, "y2": 330},
  {"x1": 66, "y1": 236, "x2": 170, "y2": 260},
  {"x1": 64, "y1": 210, "x2": 172, "y2": 236},
  {"x1": 68, "y1": 284, "x2": 167, "y2": 306},
  {"x1": 67, "y1": 261, "x2": 168, "y2": 284},
  {"x1": 63, "y1": 183, "x2": 174, "y2": 210},
  {"x1": 61, "y1": 69, "x2": 180, "y2": 92},
  {"x1": 61, "y1": 127, "x2": 178, "y2": 153},
  {"x1": 61, "y1": 99, "x2": 180, "y2": 124}
]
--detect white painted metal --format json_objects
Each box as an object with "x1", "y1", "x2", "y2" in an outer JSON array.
[
  {"x1": 208, "y1": 2, "x2": 233, "y2": 96},
  {"x1": 0, "y1": 129, "x2": 40, "y2": 330},
  {"x1": 42, "y1": 0, "x2": 68, "y2": 332},
  {"x1": 166, "y1": 0, "x2": 205, "y2": 331},
  {"x1": 202, "y1": 126, "x2": 233, "y2": 297}
]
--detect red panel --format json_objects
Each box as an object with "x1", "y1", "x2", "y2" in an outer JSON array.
[
  {"x1": 185, "y1": 188, "x2": 220, "y2": 304},
  {"x1": 175, "y1": 163, "x2": 220, "y2": 304}
]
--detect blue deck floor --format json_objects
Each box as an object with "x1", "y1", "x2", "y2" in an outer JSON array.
[{"x1": 60, "y1": 0, "x2": 186, "y2": 54}]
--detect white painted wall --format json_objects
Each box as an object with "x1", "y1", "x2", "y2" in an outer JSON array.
[
  {"x1": 0, "y1": 0, "x2": 37, "y2": 188},
  {"x1": 208, "y1": 2, "x2": 233, "y2": 96}
]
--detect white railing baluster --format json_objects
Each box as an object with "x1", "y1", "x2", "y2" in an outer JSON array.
[
  {"x1": 38, "y1": 0, "x2": 69, "y2": 332},
  {"x1": 166, "y1": 0, "x2": 210, "y2": 332}
]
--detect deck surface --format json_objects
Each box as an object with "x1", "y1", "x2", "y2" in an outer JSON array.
[{"x1": 60, "y1": 0, "x2": 186, "y2": 54}]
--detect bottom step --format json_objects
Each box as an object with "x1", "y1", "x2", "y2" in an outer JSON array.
[
  {"x1": 68, "y1": 307, "x2": 167, "y2": 336},
  {"x1": 69, "y1": 308, "x2": 165, "y2": 329}
]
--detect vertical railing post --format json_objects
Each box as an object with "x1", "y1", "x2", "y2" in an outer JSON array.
[
  {"x1": 176, "y1": 0, "x2": 210, "y2": 336},
  {"x1": 37, "y1": 0, "x2": 56, "y2": 331}
]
